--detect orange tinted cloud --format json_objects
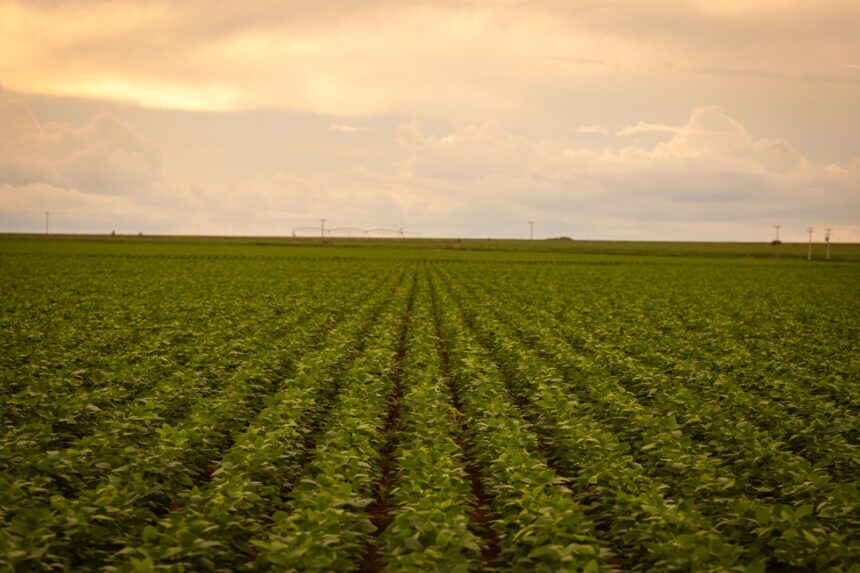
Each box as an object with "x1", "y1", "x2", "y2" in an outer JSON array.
[{"x1": 3, "y1": 1, "x2": 857, "y2": 115}]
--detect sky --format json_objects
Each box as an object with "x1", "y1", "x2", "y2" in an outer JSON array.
[{"x1": 1, "y1": 0, "x2": 858, "y2": 241}]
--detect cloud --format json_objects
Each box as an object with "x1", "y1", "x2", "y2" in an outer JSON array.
[
  {"x1": 616, "y1": 122, "x2": 679, "y2": 136},
  {"x1": 383, "y1": 106, "x2": 858, "y2": 239},
  {"x1": 0, "y1": 85, "x2": 161, "y2": 195},
  {"x1": 329, "y1": 123, "x2": 369, "y2": 133},
  {"x1": 0, "y1": 87, "x2": 182, "y2": 233},
  {"x1": 0, "y1": 182, "x2": 170, "y2": 232},
  {"x1": 3, "y1": 0, "x2": 858, "y2": 118},
  {"x1": 1, "y1": 94, "x2": 857, "y2": 241},
  {"x1": 650, "y1": 106, "x2": 808, "y2": 173},
  {"x1": 577, "y1": 125, "x2": 609, "y2": 136}
]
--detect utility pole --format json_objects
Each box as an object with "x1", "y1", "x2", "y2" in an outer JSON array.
[
  {"x1": 825, "y1": 228, "x2": 832, "y2": 260},
  {"x1": 320, "y1": 219, "x2": 326, "y2": 241},
  {"x1": 773, "y1": 224, "x2": 781, "y2": 242},
  {"x1": 45, "y1": 211, "x2": 49, "y2": 234},
  {"x1": 807, "y1": 227, "x2": 814, "y2": 260},
  {"x1": 528, "y1": 221, "x2": 535, "y2": 240}
]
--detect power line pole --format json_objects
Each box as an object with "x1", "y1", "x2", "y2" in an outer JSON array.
[
  {"x1": 45, "y1": 211, "x2": 49, "y2": 234},
  {"x1": 825, "y1": 228, "x2": 832, "y2": 260},
  {"x1": 773, "y1": 224, "x2": 781, "y2": 242},
  {"x1": 528, "y1": 221, "x2": 535, "y2": 240},
  {"x1": 807, "y1": 227, "x2": 814, "y2": 260},
  {"x1": 320, "y1": 218, "x2": 326, "y2": 241}
]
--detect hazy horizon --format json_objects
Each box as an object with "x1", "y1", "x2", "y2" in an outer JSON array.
[{"x1": 1, "y1": 1, "x2": 858, "y2": 242}]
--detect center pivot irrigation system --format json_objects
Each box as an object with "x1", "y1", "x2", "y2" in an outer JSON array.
[{"x1": 291, "y1": 224, "x2": 418, "y2": 239}]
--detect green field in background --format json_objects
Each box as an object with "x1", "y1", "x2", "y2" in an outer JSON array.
[{"x1": 3, "y1": 234, "x2": 860, "y2": 262}]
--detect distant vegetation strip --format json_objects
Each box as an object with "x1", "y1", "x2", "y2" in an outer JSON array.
[{"x1": 3, "y1": 235, "x2": 860, "y2": 261}]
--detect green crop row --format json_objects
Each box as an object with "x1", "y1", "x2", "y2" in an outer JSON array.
[
  {"x1": 430, "y1": 276, "x2": 615, "y2": 572},
  {"x1": 0, "y1": 270, "x2": 395, "y2": 570},
  {"x1": 248, "y1": 273, "x2": 415, "y2": 571},
  {"x1": 481, "y1": 265, "x2": 858, "y2": 477},
  {"x1": 439, "y1": 266, "x2": 859, "y2": 570},
  {"x1": 377, "y1": 272, "x2": 483, "y2": 572},
  {"x1": 0, "y1": 277, "x2": 329, "y2": 477},
  {"x1": 108, "y1": 270, "x2": 406, "y2": 571},
  {"x1": 436, "y1": 271, "x2": 749, "y2": 571}
]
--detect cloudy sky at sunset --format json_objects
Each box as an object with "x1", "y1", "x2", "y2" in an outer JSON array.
[{"x1": 1, "y1": 0, "x2": 858, "y2": 240}]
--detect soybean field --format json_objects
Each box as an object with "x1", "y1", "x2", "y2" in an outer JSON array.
[{"x1": 1, "y1": 237, "x2": 858, "y2": 572}]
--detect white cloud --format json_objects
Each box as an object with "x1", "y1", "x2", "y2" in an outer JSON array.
[
  {"x1": 329, "y1": 123, "x2": 369, "y2": 133},
  {"x1": 577, "y1": 125, "x2": 609, "y2": 136},
  {"x1": 0, "y1": 87, "x2": 184, "y2": 233},
  {"x1": 0, "y1": 85, "x2": 161, "y2": 195},
  {"x1": 383, "y1": 106, "x2": 859, "y2": 239},
  {"x1": 1, "y1": 95, "x2": 857, "y2": 241},
  {"x1": 649, "y1": 106, "x2": 808, "y2": 173},
  {"x1": 616, "y1": 122, "x2": 679, "y2": 136},
  {"x1": 0, "y1": 182, "x2": 172, "y2": 233}
]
